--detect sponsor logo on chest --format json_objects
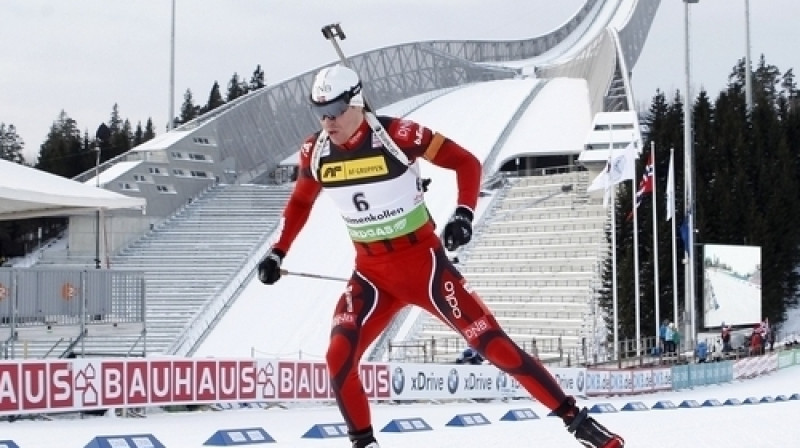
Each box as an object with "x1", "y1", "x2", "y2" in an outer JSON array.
[{"x1": 320, "y1": 155, "x2": 388, "y2": 182}]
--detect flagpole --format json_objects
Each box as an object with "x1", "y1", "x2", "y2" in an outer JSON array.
[
  {"x1": 609, "y1": 139, "x2": 619, "y2": 362},
  {"x1": 586, "y1": 138, "x2": 637, "y2": 362},
  {"x1": 684, "y1": 0, "x2": 698, "y2": 354},
  {"x1": 611, "y1": 183, "x2": 619, "y2": 361},
  {"x1": 668, "y1": 148, "x2": 679, "y2": 328},
  {"x1": 650, "y1": 143, "x2": 660, "y2": 345},
  {"x1": 168, "y1": 0, "x2": 176, "y2": 131},
  {"x1": 632, "y1": 145, "x2": 642, "y2": 358}
]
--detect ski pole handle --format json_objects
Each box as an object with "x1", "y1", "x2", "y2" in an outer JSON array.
[
  {"x1": 321, "y1": 23, "x2": 350, "y2": 66},
  {"x1": 321, "y1": 23, "x2": 376, "y2": 112}
]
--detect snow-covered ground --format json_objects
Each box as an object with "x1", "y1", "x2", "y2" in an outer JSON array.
[
  {"x1": 1, "y1": 365, "x2": 798, "y2": 447},
  {"x1": 704, "y1": 269, "x2": 762, "y2": 328}
]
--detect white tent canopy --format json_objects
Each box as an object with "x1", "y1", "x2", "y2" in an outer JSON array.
[{"x1": 0, "y1": 159, "x2": 146, "y2": 220}]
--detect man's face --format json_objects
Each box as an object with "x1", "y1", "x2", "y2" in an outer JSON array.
[{"x1": 321, "y1": 106, "x2": 363, "y2": 145}]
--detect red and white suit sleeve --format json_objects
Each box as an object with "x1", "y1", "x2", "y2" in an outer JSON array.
[
  {"x1": 272, "y1": 137, "x2": 322, "y2": 255},
  {"x1": 386, "y1": 119, "x2": 482, "y2": 213}
]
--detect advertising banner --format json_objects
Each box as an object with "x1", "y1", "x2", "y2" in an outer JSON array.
[
  {"x1": 672, "y1": 361, "x2": 733, "y2": 390},
  {"x1": 388, "y1": 363, "x2": 502, "y2": 400},
  {"x1": 9, "y1": 355, "x2": 774, "y2": 416},
  {"x1": 777, "y1": 349, "x2": 799, "y2": 369},
  {"x1": 0, "y1": 358, "x2": 391, "y2": 416},
  {"x1": 585, "y1": 367, "x2": 671, "y2": 396},
  {"x1": 733, "y1": 354, "x2": 778, "y2": 379},
  {"x1": 549, "y1": 367, "x2": 588, "y2": 398}
]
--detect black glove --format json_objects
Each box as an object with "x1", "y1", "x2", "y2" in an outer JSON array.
[
  {"x1": 443, "y1": 206, "x2": 473, "y2": 251},
  {"x1": 258, "y1": 248, "x2": 285, "y2": 285}
]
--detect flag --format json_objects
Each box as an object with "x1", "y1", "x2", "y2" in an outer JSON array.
[
  {"x1": 588, "y1": 157, "x2": 613, "y2": 207},
  {"x1": 680, "y1": 213, "x2": 690, "y2": 256},
  {"x1": 626, "y1": 150, "x2": 654, "y2": 220},
  {"x1": 665, "y1": 148, "x2": 675, "y2": 221},
  {"x1": 634, "y1": 151, "x2": 654, "y2": 208},
  {"x1": 587, "y1": 142, "x2": 638, "y2": 207}
]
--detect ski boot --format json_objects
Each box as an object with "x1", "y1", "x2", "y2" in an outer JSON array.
[
  {"x1": 557, "y1": 397, "x2": 624, "y2": 448},
  {"x1": 349, "y1": 426, "x2": 380, "y2": 448},
  {"x1": 567, "y1": 407, "x2": 624, "y2": 448}
]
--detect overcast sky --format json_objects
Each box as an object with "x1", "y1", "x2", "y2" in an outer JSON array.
[{"x1": 2, "y1": 0, "x2": 798, "y2": 162}]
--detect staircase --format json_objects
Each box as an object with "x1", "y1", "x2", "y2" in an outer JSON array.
[
  {"x1": 10, "y1": 184, "x2": 291, "y2": 358},
  {"x1": 410, "y1": 171, "x2": 608, "y2": 363}
]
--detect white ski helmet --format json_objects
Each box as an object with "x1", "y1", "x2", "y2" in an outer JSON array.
[{"x1": 309, "y1": 65, "x2": 364, "y2": 108}]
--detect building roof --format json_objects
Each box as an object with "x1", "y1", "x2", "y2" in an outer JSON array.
[{"x1": 0, "y1": 159, "x2": 146, "y2": 220}]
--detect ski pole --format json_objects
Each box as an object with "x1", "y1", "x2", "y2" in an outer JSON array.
[{"x1": 280, "y1": 268, "x2": 349, "y2": 282}]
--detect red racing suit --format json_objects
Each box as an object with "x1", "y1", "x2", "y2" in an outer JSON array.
[{"x1": 272, "y1": 116, "x2": 568, "y2": 434}]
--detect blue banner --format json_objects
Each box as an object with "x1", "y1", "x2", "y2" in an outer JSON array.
[{"x1": 671, "y1": 361, "x2": 733, "y2": 390}]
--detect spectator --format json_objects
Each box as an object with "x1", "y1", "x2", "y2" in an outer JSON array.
[
  {"x1": 664, "y1": 323, "x2": 676, "y2": 354},
  {"x1": 710, "y1": 338, "x2": 725, "y2": 361},
  {"x1": 695, "y1": 340, "x2": 708, "y2": 363},
  {"x1": 658, "y1": 319, "x2": 669, "y2": 355},
  {"x1": 759, "y1": 318, "x2": 769, "y2": 344},
  {"x1": 664, "y1": 323, "x2": 673, "y2": 354},
  {"x1": 765, "y1": 326, "x2": 775, "y2": 352},
  {"x1": 721, "y1": 323, "x2": 732, "y2": 352},
  {"x1": 455, "y1": 347, "x2": 484, "y2": 365},
  {"x1": 749, "y1": 325, "x2": 763, "y2": 356},
  {"x1": 671, "y1": 324, "x2": 682, "y2": 354}
]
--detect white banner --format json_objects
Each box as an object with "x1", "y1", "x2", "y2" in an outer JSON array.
[
  {"x1": 388, "y1": 363, "x2": 516, "y2": 400},
  {"x1": 585, "y1": 367, "x2": 672, "y2": 396},
  {"x1": 549, "y1": 367, "x2": 588, "y2": 398},
  {"x1": 386, "y1": 363, "x2": 587, "y2": 401}
]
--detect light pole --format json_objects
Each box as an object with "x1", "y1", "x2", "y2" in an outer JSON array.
[
  {"x1": 683, "y1": 0, "x2": 698, "y2": 352},
  {"x1": 744, "y1": 0, "x2": 753, "y2": 110},
  {"x1": 94, "y1": 124, "x2": 111, "y2": 269},
  {"x1": 167, "y1": 0, "x2": 176, "y2": 130}
]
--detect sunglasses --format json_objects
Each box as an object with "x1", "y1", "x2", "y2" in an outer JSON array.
[{"x1": 310, "y1": 92, "x2": 351, "y2": 121}]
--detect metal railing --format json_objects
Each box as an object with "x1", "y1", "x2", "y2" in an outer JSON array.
[
  {"x1": 0, "y1": 267, "x2": 146, "y2": 359},
  {"x1": 386, "y1": 335, "x2": 566, "y2": 364}
]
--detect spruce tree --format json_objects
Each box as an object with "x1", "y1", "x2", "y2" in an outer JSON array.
[
  {"x1": 179, "y1": 89, "x2": 200, "y2": 124},
  {"x1": 748, "y1": 63, "x2": 800, "y2": 326},
  {"x1": 132, "y1": 119, "x2": 156, "y2": 147},
  {"x1": 133, "y1": 122, "x2": 145, "y2": 146},
  {"x1": 108, "y1": 119, "x2": 132, "y2": 160},
  {"x1": 36, "y1": 110, "x2": 86, "y2": 178},
  {"x1": 0, "y1": 123, "x2": 25, "y2": 164},
  {"x1": 249, "y1": 64, "x2": 266, "y2": 90},
  {"x1": 204, "y1": 81, "x2": 225, "y2": 114},
  {"x1": 109, "y1": 103, "x2": 123, "y2": 134},
  {"x1": 143, "y1": 118, "x2": 156, "y2": 141},
  {"x1": 226, "y1": 73, "x2": 248, "y2": 101}
]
